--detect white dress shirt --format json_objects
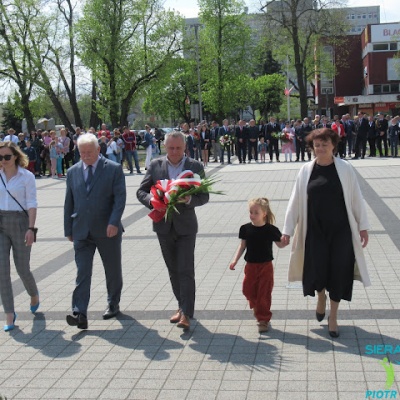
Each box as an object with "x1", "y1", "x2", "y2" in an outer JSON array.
[{"x1": 0, "y1": 167, "x2": 37, "y2": 211}]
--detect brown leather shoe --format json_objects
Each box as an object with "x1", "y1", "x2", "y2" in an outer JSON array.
[
  {"x1": 257, "y1": 321, "x2": 269, "y2": 333},
  {"x1": 170, "y1": 309, "x2": 182, "y2": 323},
  {"x1": 177, "y1": 314, "x2": 190, "y2": 330}
]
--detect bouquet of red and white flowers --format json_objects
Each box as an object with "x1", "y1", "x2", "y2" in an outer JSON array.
[{"x1": 148, "y1": 170, "x2": 223, "y2": 222}]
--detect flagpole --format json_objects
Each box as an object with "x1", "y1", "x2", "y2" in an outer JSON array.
[{"x1": 287, "y1": 54, "x2": 290, "y2": 122}]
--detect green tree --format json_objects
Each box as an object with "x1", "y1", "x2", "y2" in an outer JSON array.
[
  {"x1": 261, "y1": 0, "x2": 349, "y2": 118},
  {"x1": 249, "y1": 73, "x2": 285, "y2": 119},
  {"x1": 0, "y1": 0, "x2": 43, "y2": 132},
  {"x1": 2, "y1": 94, "x2": 23, "y2": 132},
  {"x1": 197, "y1": 0, "x2": 255, "y2": 120},
  {"x1": 76, "y1": 0, "x2": 185, "y2": 127},
  {"x1": 143, "y1": 58, "x2": 197, "y2": 124}
]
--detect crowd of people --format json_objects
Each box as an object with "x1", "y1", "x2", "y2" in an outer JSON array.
[
  {"x1": 0, "y1": 123, "x2": 166, "y2": 179},
  {"x1": 180, "y1": 112, "x2": 400, "y2": 167}
]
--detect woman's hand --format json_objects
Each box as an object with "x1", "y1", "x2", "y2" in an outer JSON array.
[
  {"x1": 24, "y1": 230, "x2": 35, "y2": 246},
  {"x1": 280, "y1": 234, "x2": 290, "y2": 247},
  {"x1": 229, "y1": 261, "x2": 236, "y2": 270},
  {"x1": 360, "y1": 230, "x2": 369, "y2": 248}
]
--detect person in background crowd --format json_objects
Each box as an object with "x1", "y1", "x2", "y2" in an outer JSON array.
[
  {"x1": 367, "y1": 115, "x2": 378, "y2": 157},
  {"x1": 353, "y1": 112, "x2": 369, "y2": 159},
  {"x1": 376, "y1": 112, "x2": 389, "y2": 157},
  {"x1": 59, "y1": 128, "x2": 71, "y2": 176},
  {"x1": 72, "y1": 127, "x2": 83, "y2": 163},
  {"x1": 41, "y1": 131, "x2": 52, "y2": 176},
  {"x1": 219, "y1": 119, "x2": 232, "y2": 164},
  {"x1": 331, "y1": 115, "x2": 345, "y2": 158},
  {"x1": 122, "y1": 127, "x2": 141, "y2": 175},
  {"x1": 97, "y1": 123, "x2": 111, "y2": 139},
  {"x1": 258, "y1": 136, "x2": 268, "y2": 163},
  {"x1": 0, "y1": 141, "x2": 40, "y2": 332},
  {"x1": 144, "y1": 125, "x2": 155, "y2": 170},
  {"x1": 388, "y1": 115, "x2": 400, "y2": 157},
  {"x1": 266, "y1": 117, "x2": 280, "y2": 163},
  {"x1": 99, "y1": 134, "x2": 108, "y2": 157},
  {"x1": 342, "y1": 114, "x2": 355, "y2": 158},
  {"x1": 18, "y1": 133, "x2": 26, "y2": 150},
  {"x1": 281, "y1": 121, "x2": 295, "y2": 162},
  {"x1": 210, "y1": 121, "x2": 220, "y2": 163},
  {"x1": 247, "y1": 119, "x2": 259, "y2": 163},
  {"x1": 236, "y1": 120, "x2": 248, "y2": 164},
  {"x1": 49, "y1": 140, "x2": 58, "y2": 179},
  {"x1": 185, "y1": 129, "x2": 195, "y2": 159},
  {"x1": 294, "y1": 119, "x2": 304, "y2": 162},
  {"x1": 23, "y1": 140, "x2": 37, "y2": 174},
  {"x1": 30, "y1": 131, "x2": 43, "y2": 178},
  {"x1": 154, "y1": 127, "x2": 163, "y2": 155},
  {"x1": 199, "y1": 123, "x2": 210, "y2": 168},
  {"x1": 301, "y1": 117, "x2": 313, "y2": 161},
  {"x1": 106, "y1": 134, "x2": 119, "y2": 163},
  {"x1": 4, "y1": 128, "x2": 19, "y2": 144}
]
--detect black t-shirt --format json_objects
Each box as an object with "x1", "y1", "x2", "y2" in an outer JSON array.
[{"x1": 239, "y1": 223, "x2": 282, "y2": 263}]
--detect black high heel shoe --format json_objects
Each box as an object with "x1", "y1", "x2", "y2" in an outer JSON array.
[
  {"x1": 328, "y1": 317, "x2": 339, "y2": 338},
  {"x1": 316, "y1": 294, "x2": 327, "y2": 322}
]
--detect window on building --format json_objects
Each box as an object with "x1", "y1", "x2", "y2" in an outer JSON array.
[
  {"x1": 357, "y1": 14, "x2": 361, "y2": 19},
  {"x1": 382, "y1": 85, "x2": 390, "y2": 93},
  {"x1": 362, "y1": 14, "x2": 366, "y2": 19},
  {"x1": 373, "y1": 43, "x2": 389, "y2": 51},
  {"x1": 392, "y1": 83, "x2": 399, "y2": 92},
  {"x1": 373, "y1": 85, "x2": 382, "y2": 94},
  {"x1": 368, "y1": 14, "x2": 372, "y2": 19},
  {"x1": 390, "y1": 43, "x2": 398, "y2": 51},
  {"x1": 350, "y1": 14, "x2": 355, "y2": 19}
]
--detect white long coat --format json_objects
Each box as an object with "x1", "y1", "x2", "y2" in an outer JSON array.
[{"x1": 282, "y1": 157, "x2": 371, "y2": 287}]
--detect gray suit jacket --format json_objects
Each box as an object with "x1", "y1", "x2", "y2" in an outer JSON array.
[
  {"x1": 64, "y1": 156, "x2": 126, "y2": 240},
  {"x1": 137, "y1": 156, "x2": 209, "y2": 235}
]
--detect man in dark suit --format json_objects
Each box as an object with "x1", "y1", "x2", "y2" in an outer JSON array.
[
  {"x1": 265, "y1": 117, "x2": 281, "y2": 162},
  {"x1": 235, "y1": 120, "x2": 248, "y2": 163},
  {"x1": 64, "y1": 134, "x2": 126, "y2": 329},
  {"x1": 137, "y1": 131, "x2": 209, "y2": 330},
  {"x1": 367, "y1": 115, "x2": 378, "y2": 157},
  {"x1": 353, "y1": 112, "x2": 369, "y2": 159},
  {"x1": 376, "y1": 112, "x2": 389, "y2": 157}
]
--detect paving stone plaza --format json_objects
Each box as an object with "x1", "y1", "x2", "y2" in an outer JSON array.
[{"x1": 0, "y1": 156, "x2": 399, "y2": 399}]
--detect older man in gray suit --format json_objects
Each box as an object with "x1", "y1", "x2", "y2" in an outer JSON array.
[
  {"x1": 137, "y1": 131, "x2": 209, "y2": 330},
  {"x1": 64, "y1": 134, "x2": 126, "y2": 329}
]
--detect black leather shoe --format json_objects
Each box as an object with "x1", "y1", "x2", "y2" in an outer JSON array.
[
  {"x1": 316, "y1": 294, "x2": 327, "y2": 322},
  {"x1": 66, "y1": 313, "x2": 88, "y2": 329},
  {"x1": 103, "y1": 305, "x2": 120, "y2": 320},
  {"x1": 328, "y1": 317, "x2": 339, "y2": 338}
]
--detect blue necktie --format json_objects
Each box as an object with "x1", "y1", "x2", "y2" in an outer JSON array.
[{"x1": 86, "y1": 165, "x2": 93, "y2": 191}]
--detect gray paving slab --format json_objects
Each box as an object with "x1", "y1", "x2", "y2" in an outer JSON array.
[{"x1": 0, "y1": 155, "x2": 400, "y2": 399}]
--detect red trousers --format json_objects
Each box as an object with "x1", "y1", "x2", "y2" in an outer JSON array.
[{"x1": 242, "y1": 261, "x2": 274, "y2": 323}]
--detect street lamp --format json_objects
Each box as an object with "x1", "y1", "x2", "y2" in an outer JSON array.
[{"x1": 193, "y1": 24, "x2": 203, "y2": 123}]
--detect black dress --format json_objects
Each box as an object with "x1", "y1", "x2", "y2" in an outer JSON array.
[{"x1": 303, "y1": 163, "x2": 355, "y2": 302}]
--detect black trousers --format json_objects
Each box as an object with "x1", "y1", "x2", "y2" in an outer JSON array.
[
  {"x1": 367, "y1": 137, "x2": 376, "y2": 156},
  {"x1": 268, "y1": 139, "x2": 280, "y2": 161},
  {"x1": 248, "y1": 140, "x2": 258, "y2": 161},
  {"x1": 376, "y1": 134, "x2": 388, "y2": 156},
  {"x1": 354, "y1": 134, "x2": 367, "y2": 158},
  {"x1": 237, "y1": 141, "x2": 247, "y2": 162}
]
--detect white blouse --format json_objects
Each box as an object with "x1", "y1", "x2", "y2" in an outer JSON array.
[{"x1": 0, "y1": 167, "x2": 37, "y2": 211}]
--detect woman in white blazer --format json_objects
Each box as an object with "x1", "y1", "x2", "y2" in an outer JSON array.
[{"x1": 281, "y1": 128, "x2": 370, "y2": 338}]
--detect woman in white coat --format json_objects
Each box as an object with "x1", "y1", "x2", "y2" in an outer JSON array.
[{"x1": 281, "y1": 128, "x2": 370, "y2": 338}]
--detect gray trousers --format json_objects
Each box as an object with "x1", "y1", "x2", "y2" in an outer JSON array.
[
  {"x1": 0, "y1": 211, "x2": 38, "y2": 313},
  {"x1": 157, "y1": 228, "x2": 196, "y2": 318}
]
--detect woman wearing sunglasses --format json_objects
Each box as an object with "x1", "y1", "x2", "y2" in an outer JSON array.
[{"x1": 0, "y1": 141, "x2": 39, "y2": 332}]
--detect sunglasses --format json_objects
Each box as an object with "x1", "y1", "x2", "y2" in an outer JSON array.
[{"x1": 0, "y1": 154, "x2": 13, "y2": 161}]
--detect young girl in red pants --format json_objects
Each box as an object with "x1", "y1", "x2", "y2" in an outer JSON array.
[{"x1": 229, "y1": 197, "x2": 285, "y2": 332}]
